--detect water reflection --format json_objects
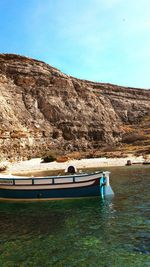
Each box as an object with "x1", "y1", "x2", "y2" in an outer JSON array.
[{"x1": 0, "y1": 166, "x2": 150, "y2": 266}]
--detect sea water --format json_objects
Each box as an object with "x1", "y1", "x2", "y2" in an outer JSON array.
[{"x1": 0, "y1": 166, "x2": 149, "y2": 267}]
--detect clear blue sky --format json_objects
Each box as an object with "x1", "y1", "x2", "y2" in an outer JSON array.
[{"x1": 0, "y1": 0, "x2": 150, "y2": 88}]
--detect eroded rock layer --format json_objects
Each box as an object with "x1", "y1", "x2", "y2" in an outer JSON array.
[{"x1": 0, "y1": 54, "x2": 150, "y2": 160}]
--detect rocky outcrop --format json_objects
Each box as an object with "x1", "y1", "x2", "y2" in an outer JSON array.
[{"x1": 0, "y1": 54, "x2": 150, "y2": 160}]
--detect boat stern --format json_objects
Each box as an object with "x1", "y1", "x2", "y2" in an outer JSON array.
[{"x1": 100, "y1": 171, "x2": 114, "y2": 198}]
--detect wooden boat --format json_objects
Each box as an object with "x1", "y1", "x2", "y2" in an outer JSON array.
[{"x1": 0, "y1": 171, "x2": 114, "y2": 200}]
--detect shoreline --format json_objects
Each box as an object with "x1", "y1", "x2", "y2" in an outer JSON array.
[{"x1": 2, "y1": 155, "x2": 149, "y2": 175}]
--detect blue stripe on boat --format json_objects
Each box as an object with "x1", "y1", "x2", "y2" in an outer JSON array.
[{"x1": 0, "y1": 184, "x2": 100, "y2": 199}]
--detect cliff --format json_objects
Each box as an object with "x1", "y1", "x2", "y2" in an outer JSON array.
[{"x1": 0, "y1": 54, "x2": 150, "y2": 160}]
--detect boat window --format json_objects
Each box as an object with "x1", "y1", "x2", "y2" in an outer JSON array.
[
  {"x1": 54, "y1": 178, "x2": 73, "y2": 184},
  {"x1": 15, "y1": 179, "x2": 32, "y2": 185},
  {"x1": 34, "y1": 179, "x2": 53, "y2": 185}
]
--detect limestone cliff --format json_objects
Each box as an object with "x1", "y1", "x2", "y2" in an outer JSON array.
[{"x1": 0, "y1": 54, "x2": 150, "y2": 160}]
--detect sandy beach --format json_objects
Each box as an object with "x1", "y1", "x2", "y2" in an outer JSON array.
[{"x1": 1, "y1": 154, "x2": 147, "y2": 175}]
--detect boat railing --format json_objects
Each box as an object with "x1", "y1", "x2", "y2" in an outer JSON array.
[{"x1": 0, "y1": 171, "x2": 106, "y2": 186}]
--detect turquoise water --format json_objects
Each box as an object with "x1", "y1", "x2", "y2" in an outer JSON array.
[{"x1": 0, "y1": 166, "x2": 150, "y2": 267}]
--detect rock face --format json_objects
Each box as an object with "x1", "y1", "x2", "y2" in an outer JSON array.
[{"x1": 0, "y1": 54, "x2": 150, "y2": 160}]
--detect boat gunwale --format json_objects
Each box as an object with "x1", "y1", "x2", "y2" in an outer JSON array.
[
  {"x1": 0, "y1": 176, "x2": 101, "y2": 188},
  {"x1": 0, "y1": 171, "x2": 103, "y2": 180},
  {"x1": 0, "y1": 178, "x2": 99, "y2": 189}
]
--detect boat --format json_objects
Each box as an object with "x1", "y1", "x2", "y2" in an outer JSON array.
[{"x1": 0, "y1": 171, "x2": 114, "y2": 200}]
